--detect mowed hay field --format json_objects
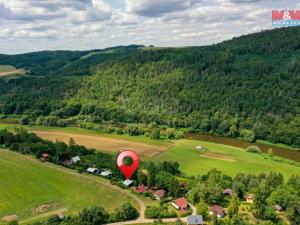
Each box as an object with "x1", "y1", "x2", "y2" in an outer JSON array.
[
  {"x1": 156, "y1": 140, "x2": 300, "y2": 179},
  {"x1": 0, "y1": 149, "x2": 137, "y2": 222},
  {"x1": 0, "y1": 65, "x2": 25, "y2": 77},
  {"x1": 34, "y1": 130, "x2": 168, "y2": 158}
]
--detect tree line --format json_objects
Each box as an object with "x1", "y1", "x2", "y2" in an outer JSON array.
[{"x1": 1, "y1": 28, "x2": 300, "y2": 147}]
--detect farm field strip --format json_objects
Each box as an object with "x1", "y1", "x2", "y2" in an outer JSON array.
[{"x1": 33, "y1": 130, "x2": 168, "y2": 158}]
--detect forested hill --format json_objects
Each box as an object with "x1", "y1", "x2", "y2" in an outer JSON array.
[{"x1": 0, "y1": 27, "x2": 300, "y2": 147}]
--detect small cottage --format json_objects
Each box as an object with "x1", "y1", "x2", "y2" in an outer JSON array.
[
  {"x1": 123, "y1": 179, "x2": 134, "y2": 187},
  {"x1": 172, "y1": 197, "x2": 188, "y2": 212},
  {"x1": 71, "y1": 156, "x2": 80, "y2": 164},
  {"x1": 100, "y1": 170, "x2": 112, "y2": 177},
  {"x1": 40, "y1": 153, "x2": 49, "y2": 161},
  {"x1": 209, "y1": 205, "x2": 225, "y2": 218},
  {"x1": 153, "y1": 189, "x2": 166, "y2": 200},
  {"x1": 135, "y1": 184, "x2": 148, "y2": 194},
  {"x1": 223, "y1": 188, "x2": 233, "y2": 195},
  {"x1": 86, "y1": 167, "x2": 99, "y2": 174}
]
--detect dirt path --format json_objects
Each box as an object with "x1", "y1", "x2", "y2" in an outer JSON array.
[
  {"x1": 33, "y1": 131, "x2": 167, "y2": 158},
  {"x1": 106, "y1": 198, "x2": 197, "y2": 225},
  {"x1": 201, "y1": 151, "x2": 236, "y2": 162},
  {"x1": 19, "y1": 209, "x2": 66, "y2": 225}
]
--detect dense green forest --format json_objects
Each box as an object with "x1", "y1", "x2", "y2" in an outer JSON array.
[{"x1": 0, "y1": 27, "x2": 300, "y2": 147}]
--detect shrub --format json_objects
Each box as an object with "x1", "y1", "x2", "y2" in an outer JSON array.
[
  {"x1": 112, "y1": 203, "x2": 139, "y2": 222},
  {"x1": 145, "y1": 206, "x2": 177, "y2": 219},
  {"x1": 174, "y1": 131, "x2": 184, "y2": 139},
  {"x1": 57, "y1": 119, "x2": 68, "y2": 127},
  {"x1": 19, "y1": 115, "x2": 30, "y2": 125},
  {"x1": 246, "y1": 145, "x2": 262, "y2": 154},
  {"x1": 240, "y1": 129, "x2": 256, "y2": 142},
  {"x1": 126, "y1": 124, "x2": 141, "y2": 136}
]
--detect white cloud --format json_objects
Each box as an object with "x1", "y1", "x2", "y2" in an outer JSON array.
[
  {"x1": 125, "y1": 0, "x2": 198, "y2": 17},
  {"x1": 0, "y1": 0, "x2": 111, "y2": 22},
  {"x1": 0, "y1": 0, "x2": 298, "y2": 54}
]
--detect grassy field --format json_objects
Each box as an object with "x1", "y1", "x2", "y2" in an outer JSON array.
[
  {"x1": 0, "y1": 123, "x2": 171, "y2": 147},
  {"x1": 156, "y1": 139, "x2": 300, "y2": 179},
  {"x1": 1, "y1": 123, "x2": 299, "y2": 179},
  {"x1": 0, "y1": 65, "x2": 25, "y2": 77},
  {"x1": 0, "y1": 149, "x2": 137, "y2": 222}
]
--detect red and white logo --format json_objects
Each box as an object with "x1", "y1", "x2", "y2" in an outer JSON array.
[{"x1": 272, "y1": 10, "x2": 300, "y2": 20}]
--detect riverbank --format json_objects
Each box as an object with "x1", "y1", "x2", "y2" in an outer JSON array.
[{"x1": 185, "y1": 133, "x2": 300, "y2": 162}]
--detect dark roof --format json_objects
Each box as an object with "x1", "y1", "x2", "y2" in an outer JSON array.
[
  {"x1": 187, "y1": 215, "x2": 204, "y2": 225},
  {"x1": 154, "y1": 189, "x2": 165, "y2": 198},
  {"x1": 209, "y1": 205, "x2": 225, "y2": 215},
  {"x1": 175, "y1": 197, "x2": 188, "y2": 209}
]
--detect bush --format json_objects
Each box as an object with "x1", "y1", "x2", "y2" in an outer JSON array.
[
  {"x1": 126, "y1": 124, "x2": 141, "y2": 136},
  {"x1": 165, "y1": 128, "x2": 176, "y2": 139},
  {"x1": 246, "y1": 145, "x2": 262, "y2": 154},
  {"x1": 240, "y1": 129, "x2": 256, "y2": 142},
  {"x1": 79, "y1": 206, "x2": 109, "y2": 225},
  {"x1": 112, "y1": 203, "x2": 139, "y2": 222},
  {"x1": 174, "y1": 131, "x2": 184, "y2": 139},
  {"x1": 145, "y1": 206, "x2": 177, "y2": 219},
  {"x1": 19, "y1": 115, "x2": 30, "y2": 125},
  {"x1": 57, "y1": 119, "x2": 68, "y2": 127}
]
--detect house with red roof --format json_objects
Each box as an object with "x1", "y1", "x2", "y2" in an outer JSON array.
[
  {"x1": 135, "y1": 184, "x2": 147, "y2": 194},
  {"x1": 40, "y1": 153, "x2": 49, "y2": 161},
  {"x1": 172, "y1": 197, "x2": 188, "y2": 212},
  {"x1": 209, "y1": 205, "x2": 225, "y2": 218},
  {"x1": 153, "y1": 189, "x2": 165, "y2": 200}
]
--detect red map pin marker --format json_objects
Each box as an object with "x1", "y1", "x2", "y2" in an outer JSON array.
[{"x1": 117, "y1": 150, "x2": 139, "y2": 179}]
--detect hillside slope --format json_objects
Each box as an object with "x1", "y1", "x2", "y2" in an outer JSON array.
[
  {"x1": 0, "y1": 27, "x2": 300, "y2": 147},
  {"x1": 0, "y1": 149, "x2": 136, "y2": 221}
]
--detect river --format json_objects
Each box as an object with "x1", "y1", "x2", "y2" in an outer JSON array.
[{"x1": 185, "y1": 133, "x2": 300, "y2": 163}]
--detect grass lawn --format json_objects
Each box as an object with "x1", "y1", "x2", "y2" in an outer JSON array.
[
  {"x1": 0, "y1": 149, "x2": 137, "y2": 222},
  {"x1": 156, "y1": 139, "x2": 300, "y2": 179}
]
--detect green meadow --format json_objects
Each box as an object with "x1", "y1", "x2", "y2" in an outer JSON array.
[
  {"x1": 156, "y1": 139, "x2": 300, "y2": 179},
  {"x1": 0, "y1": 149, "x2": 136, "y2": 222},
  {"x1": 1, "y1": 123, "x2": 299, "y2": 179}
]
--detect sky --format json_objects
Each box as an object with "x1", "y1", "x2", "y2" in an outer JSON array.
[{"x1": 0, "y1": 0, "x2": 299, "y2": 54}]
